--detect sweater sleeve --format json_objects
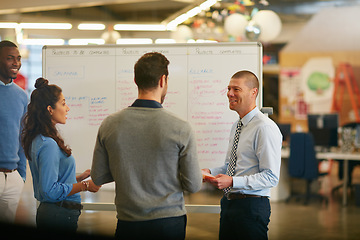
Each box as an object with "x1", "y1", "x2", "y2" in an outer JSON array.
[
  {"x1": 91, "y1": 124, "x2": 114, "y2": 186},
  {"x1": 178, "y1": 123, "x2": 202, "y2": 193},
  {"x1": 17, "y1": 102, "x2": 28, "y2": 181},
  {"x1": 37, "y1": 139, "x2": 72, "y2": 202},
  {"x1": 17, "y1": 143, "x2": 27, "y2": 181}
]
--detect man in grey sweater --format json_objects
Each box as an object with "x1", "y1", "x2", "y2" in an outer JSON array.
[{"x1": 91, "y1": 52, "x2": 202, "y2": 240}]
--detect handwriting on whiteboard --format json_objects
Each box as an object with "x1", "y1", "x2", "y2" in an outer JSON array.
[
  {"x1": 49, "y1": 48, "x2": 114, "y2": 56},
  {"x1": 48, "y1": 66, "x2": 85, "y2": 80},
  {"x1": 65, "y1": 96, "x2": 110, "y2": 126},
  {"x1": 43, "y1": 43, "x2": 261, "y2": 171}
]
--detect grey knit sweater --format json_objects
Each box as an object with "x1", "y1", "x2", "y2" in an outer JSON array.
[{"x1": 91, "y1": 107, "x2": 202, "y2": 221}]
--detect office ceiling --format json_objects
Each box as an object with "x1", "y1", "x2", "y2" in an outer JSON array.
[
  {"x1": 1, "y1": 0, "x2": 360, "y2": 24},
  {"x1": 1, "y1": 0, "x2": 359, "y2": 42}
]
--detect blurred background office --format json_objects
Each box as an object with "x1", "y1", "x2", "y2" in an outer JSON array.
[{"x1": 1, "y1": 0, "x2": 360, "y2": 239}]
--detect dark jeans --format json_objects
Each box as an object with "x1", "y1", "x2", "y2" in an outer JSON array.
[
  {"x1": 219, "y1": 196, "x2": 271, "y2": 240},
  {"x1": 36, "y1": 202, "x2": 81, "y2": 233},
  {"x1": 115, "y1": 215, "x2": 187, "y2": 240}
]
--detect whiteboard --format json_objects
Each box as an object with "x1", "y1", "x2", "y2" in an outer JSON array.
[{"x1": 42, "y1": 43, "x2": 263, "y2": 171}]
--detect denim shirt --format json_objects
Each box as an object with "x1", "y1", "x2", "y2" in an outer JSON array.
[{"x1": 29, "y1": 135, "x2": 81, "y2": 203}]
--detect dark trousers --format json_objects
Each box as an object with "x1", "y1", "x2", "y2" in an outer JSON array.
[
  {"x1": 115, "y1": 215, "x2": 187, "y2": 240},
  {"x1": 219, "y1": 196, "x2": 271, "y2": 240},
  {"x1": 36, "y1": 202, "x2": 81, "y2": 233}
]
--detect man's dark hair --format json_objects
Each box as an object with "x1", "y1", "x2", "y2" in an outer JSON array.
[
  {"x1": 0, "y1": 40, "x2": 17, "y2": 53},
  {"x1": 134, "y1": 52, "x2": 170, "y2": 90},
  {"x1": 0, "y1": 40, "x2": 18, "y2": 51}
]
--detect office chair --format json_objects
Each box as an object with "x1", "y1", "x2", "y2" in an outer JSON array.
[{"x1": 287, "y1": 132, "x2": 328, "y2": 205}]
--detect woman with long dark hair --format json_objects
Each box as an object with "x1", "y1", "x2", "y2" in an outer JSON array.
[{"x1": 22, "y1": 77, "x2": 100, "y2": 233}]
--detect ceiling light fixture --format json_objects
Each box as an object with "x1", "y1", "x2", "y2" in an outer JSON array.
[
  {"x1": 166, "y1": 0, "x2": 219, "y2": 30},
  {"x1": 78, "y1": 23, "x2": 106, "y2": 30},
  {"x1": 69, "y1": 39, "x2": 105, "y2": 45},
  {"x1": 113, "y1": 24, "x2": 166, "y2": 31},
  {"x1": 19, "y1": 23, "x2": 72, "y2": 29},
  {"x1": 116, "y1": 38, "x2": 153, "y2": 44},
  {"x1": 155, "y1": 39, "x2": 176, "y2": 44},
  {"x1": 0, "y1": 22, "x2": 72, "y2": 30},
  {"x1": 22, "y1": 39, "x2": 65, "y2": 45},
  {"x1": 0, "y1": 22, "x2": 72, "y2": 29},
  {"x1": 0, "y1": 22, "x2": 18, "y2": 28}
]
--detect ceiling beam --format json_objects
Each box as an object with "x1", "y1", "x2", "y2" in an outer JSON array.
[
  {"x1": 0, "y1": 0, "x2": 175, "y2": 15},
  {"x1": 161, "y1": 0, "x2": 205, "y2": 25},
  {"x1": 268, "y1": 0, "x2": 360, "y2": 15}
]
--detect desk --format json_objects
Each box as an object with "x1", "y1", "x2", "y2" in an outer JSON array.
[{"x1": 282, "y1": 148, "x2": 360, "y2": 206}]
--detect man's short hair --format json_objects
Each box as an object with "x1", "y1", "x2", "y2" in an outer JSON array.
[
  {"x1": 231, "y1": 70, "x2": 259, "y2": 94},
  {"x1": 0, "y1": 40, "x2": 18, "y2": 55},
  {"x1": 134, "y1": 52, "x2": 170, "y2": 90},
  {"x1": 0, "y1": 40, "x2": 18, "y2": 50}
]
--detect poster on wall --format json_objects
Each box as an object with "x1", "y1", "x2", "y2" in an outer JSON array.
[
  {"x1": 301, "y1": 57, "x2": 335, "y2": 114},
  {"x1": 280, "y1": 57, "x2": 335, "y2": 122},
  {"x1": 279, "y1": 68, "x2": 302, "y2": 119}
]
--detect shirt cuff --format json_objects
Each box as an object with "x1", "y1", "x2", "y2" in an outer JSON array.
[{"x1": 232, "y1": 176, "x2": 246, "y2": 189}]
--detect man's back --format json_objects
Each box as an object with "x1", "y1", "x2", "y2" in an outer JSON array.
[{"x1": 92, "y1": 106, "x2": 202, "y2": 221}]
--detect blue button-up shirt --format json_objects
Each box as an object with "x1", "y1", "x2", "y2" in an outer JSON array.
[
  {"x1": 29, "y1": 135, "x2": 81, "y2": 203},
  {"x1": 210, "y1": 107, "x2": 282, "y2": 197}
]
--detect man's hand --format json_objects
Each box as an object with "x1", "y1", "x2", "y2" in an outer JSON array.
[
  {"x1": 208, "y1": 174, "x2": 233, "y2": 190},
  {"x1": 87, "y1": 180, "x2": 101, "y2": 193},
  {"x1": 201, "y1": 168, "x2": 214, "y2": 182}
]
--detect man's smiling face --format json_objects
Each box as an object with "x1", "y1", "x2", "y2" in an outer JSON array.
[
  {"x1": 0, "y1": 46, "x2": 21, "y2": 84},
  {"x1": 227, "y1": 77, "x2": 257, "y2": 118}
]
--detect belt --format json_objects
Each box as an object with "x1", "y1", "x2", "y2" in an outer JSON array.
[
  {"x1": 0, "y1": 168, "x2": 17, "y2": 173},
  {"x1": 55, "y1": 201, "x2": 83, "y2": 210},
  {"x1": 226, "y1": 193, "x2": 268, "y2": 201}
]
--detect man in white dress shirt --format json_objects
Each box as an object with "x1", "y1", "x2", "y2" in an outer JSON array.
[{"x1": 203, "y1": 70, "x2": 282, "y2": 240}]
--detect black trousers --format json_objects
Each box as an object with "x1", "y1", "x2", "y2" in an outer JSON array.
[
  {"x1": 219, "y1": 196, "x2": 271, "y2": 240},
  {"x1": 36, "y1": 202, "x2": 81, "y2": 233},
  {"x1": 115, "y1": 215, "x2": 187, "y2": 240}
]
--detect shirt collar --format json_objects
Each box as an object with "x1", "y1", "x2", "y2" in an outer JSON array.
[
  {"x1": 240, "y1": 107, "x2": 259, "y2": 126},
  {"x1": 130, "y1": 99, "x2": 163, "y2": 108},
  {"x1": 0, "y1": 79, "x2": 13, "y2": 86}
]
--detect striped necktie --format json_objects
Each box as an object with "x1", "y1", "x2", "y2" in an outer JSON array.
[{"x1": 223, "y1": 120, "x2": 243, "y2": 195}]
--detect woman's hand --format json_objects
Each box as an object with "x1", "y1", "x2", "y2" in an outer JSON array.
[{"x1": 76, "y1": 169, "x2": 91, "y2": 182}]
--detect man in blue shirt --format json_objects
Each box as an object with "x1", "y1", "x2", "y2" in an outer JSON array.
[
  {"x1": 0, "y1": 40, "x2": 28, "y2": 223},
  {"x1": 203, "y1": 70, "x2": 282, "y2": 240}
]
